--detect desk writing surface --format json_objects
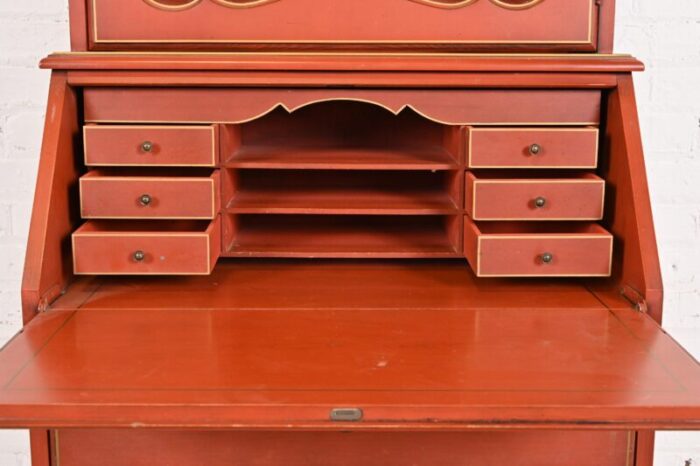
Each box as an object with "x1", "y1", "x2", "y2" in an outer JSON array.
[{"x1": 0, "y1": 261, "x2": 699, "y2": 430}]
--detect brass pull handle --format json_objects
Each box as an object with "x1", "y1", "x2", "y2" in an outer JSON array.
[
  {"x1": 133, "y1": 250, "x2": 146, "y2": 262},
  {"x1": 528, "y1": 143, "x2": 541, "y2": 155},
  {"x1": 141, "y1": 141, "x2": 154, "y2": 153},
  {"x1": 534, "y1": 196, "x2": 547, "y2": 208},
  {"x1": 540, "y1": 252, "x2": 554, "y2": 264},
  {"x1": 139, "y1": 194, "x2": 153, "y2": 206}
]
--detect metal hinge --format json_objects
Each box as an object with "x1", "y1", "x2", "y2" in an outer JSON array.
[
  {"x1": 36, "y1": 284, "x2": 65, "y2": 313},
  {"x1": 620, "y1": 285, "x2": 648, "y2": 313}
]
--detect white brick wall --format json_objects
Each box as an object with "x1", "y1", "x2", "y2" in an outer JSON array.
[{"x1": 0, "y1": 1, "x2": 698, "y2": 464}]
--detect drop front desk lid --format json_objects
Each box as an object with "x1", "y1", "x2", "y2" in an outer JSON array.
[{"x1": 0, "y1": 261, "x2": 699, "y2": 430}]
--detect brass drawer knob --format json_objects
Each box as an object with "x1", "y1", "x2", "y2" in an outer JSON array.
[
  {"x1": 133, "y1": 250, "x2": 146, "y2": 262},
  {"x1": 528, "y1": 143, "x2": 541, "y2": 155},
  {"x1": 141, "y1": 141, "x2": 154, "y2": 153},
  {"x1": 534, "y1": 196, "x2": 547, "y2": 208},
  {"x1": 139, "y1": 194, "x2": 153, "y2": 206},
  {"x1": 541, "y1": 252, "x2": 554, "y2": 264}
]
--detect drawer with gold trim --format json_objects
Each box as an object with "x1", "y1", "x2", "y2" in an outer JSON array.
[
  {"x1": 463, "y1": 219, "x2": 613, "y2": 277},
  {"x1": 83, "y1": 125, "x2": 218, "y2": 167},
  {"x1": 465, "y1": 172, "x2": 605, "y2": 221},
  {"x1": 79, "y1": 170, "x2": 220, "y2": 220},
  {"x1": 466, "y1": 127, "x2": 599, "y2": 169},
  {"x1": 72, "y1": 218, "x2": 221, "y2": 275}
]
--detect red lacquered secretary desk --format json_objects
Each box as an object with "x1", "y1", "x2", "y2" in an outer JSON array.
[{"x1": 1, "y1": 1, "x2": 699, "y2": 465}]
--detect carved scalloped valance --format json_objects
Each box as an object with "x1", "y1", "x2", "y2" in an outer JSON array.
[{"x1": 144, "y1": 0, "x2": 544, "y2": 11}]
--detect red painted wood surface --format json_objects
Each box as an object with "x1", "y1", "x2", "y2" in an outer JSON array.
[
  {"x1": 68, "y1": 0, "x2": 88, "y2": 51},
  {"x1": 87, "y1": 0, "x2": 598, "y2": 52},
  {"x1": 79, "y1": 170, "x2": 220, "y2": 219},
  {"x1": 587, "y1": 75, "x2": 664, "y2": 323},
  {"x1": 597, "y1": 0, "x2": 617, "y2": 54},
  {"x1": 465, "y1": 173, "x2": 606, "y2": 221},
  {"x1": 56, "y1": 430, "x2": 632, "y2": 466},
  {"x1": 226, "y1": 146, "x2": 459, "y2": 170},
  {"x1": 50, "y1": 260, "x2": 612, "y2": 312},
  {"x1": 66, "y1": 70, "x2": 622, "y2": 90},
  {"x1": 224, "y1": 215, "x2": 462, "y2": 258},
  {"x1": 1, "y1": 261, "x2": 700, "y2": 429},
  {"x1": 467, "y1": 127, "x2": 599, "y2": 169},
  {"x1": 9, "y1": 2, "x2": 687, "y2": 466},
  {"x1": 83, "y1": 88, "x2": 602, "y2": 126},
  {"x1": 41, "y1": 52, "x2": 643, "y2": 74},
  {"x1": 227, "y1": 170, "x2": 461, "y2": 215},
  {"x1": 72, "y1": 219, "x2": 220, "y2": 275},
  {"x1": 464, "y1": 221, "x2": 613, "y2": 277},
  {"x1": 84, "y1": 125, "x2": 217, "y2": 166},
  {"x1": 20, "y1": 73, "x2": 83, "y2": 323}
]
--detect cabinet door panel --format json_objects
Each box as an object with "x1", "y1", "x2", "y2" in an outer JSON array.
[{"x1": 89, "y1": 0, "x2": 598, "y2": 51}]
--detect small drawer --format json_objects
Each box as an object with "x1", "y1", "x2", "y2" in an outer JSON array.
[
  {"x1": 465, "y1": 173, "x2": 605, "y2": 221},
  {"x1": 84, "y1": 125, "x2": 217, "y2": 167},
  {"x1": 467, "y1": 128, "x2": 599, "y2": 169},
  {"x1": 72, "y1": 218, "x2": 221, "y2": 275},
  {"x1": 464, "y1": 219, "x2": 613, "y2": 278},
  {"x1": 80, "y1": 170, "x2": 220, "y2": 220}
]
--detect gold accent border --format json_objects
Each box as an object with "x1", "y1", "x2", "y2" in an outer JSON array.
[
  {"x1": 467, "y1": 127, "x2": 600, "y2": 169},
  {"x1": 474, "y1": 232, "x2": 614, "y2": 277},
  {"x1": 83, "y1": 125, "x2": 217, "y2": 167},
  {"x1": 409, "y1": 0, "x2": 478, "y2": 9},
  {"x1": 143, "y1": 0, "x2": 203, "y2": 11},
  {"x1": 92, "y1": 0, "x2": 594, "y2": 46},
  {"x1": 54, "y1": 430, "x2": 60, "y2": 466},
  {"x1": 212, "y1": 0, "x2": 280, "y2": 8},
  {"x1": 72, "y1": 224, "x2": 215, "y2": 275},
  {"x1": 79, "y1": 174, "x2": 217, "y2": 220},
  {"x1": 469, "y1": 177, "x2": 606, "y2": 221},
  {"x1": 489, "y1": 0, "x2": 543, "y2": 10}
]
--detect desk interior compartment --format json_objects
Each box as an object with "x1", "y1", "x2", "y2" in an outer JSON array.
[
  {"x1": 223, "y1": 101, "x2": 462, "y2": 170},
  {"x1": 227, "y1": 169, "x2": 462, "y2": 216},
  {"x1": 223, "y1": 215, "x2": 462, "y2": 258}
]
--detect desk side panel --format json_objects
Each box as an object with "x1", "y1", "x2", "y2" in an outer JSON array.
[{"x1": 21, "y1": 73, "x2": 82, "y2": 323}]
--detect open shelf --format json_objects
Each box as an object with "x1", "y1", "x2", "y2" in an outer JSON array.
[
  {"x1": 221, "y1": 101, "x2": 462, "y2": 170},
  {"x1": 224, "y1": 145, "x2": 459, "y2": 171},
  {"x1": 224, "y1": 215, "x2": 462, "y2": 258},
  {"x1": 226, "y1": 170, "x2": 461, "y2": 215}
]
